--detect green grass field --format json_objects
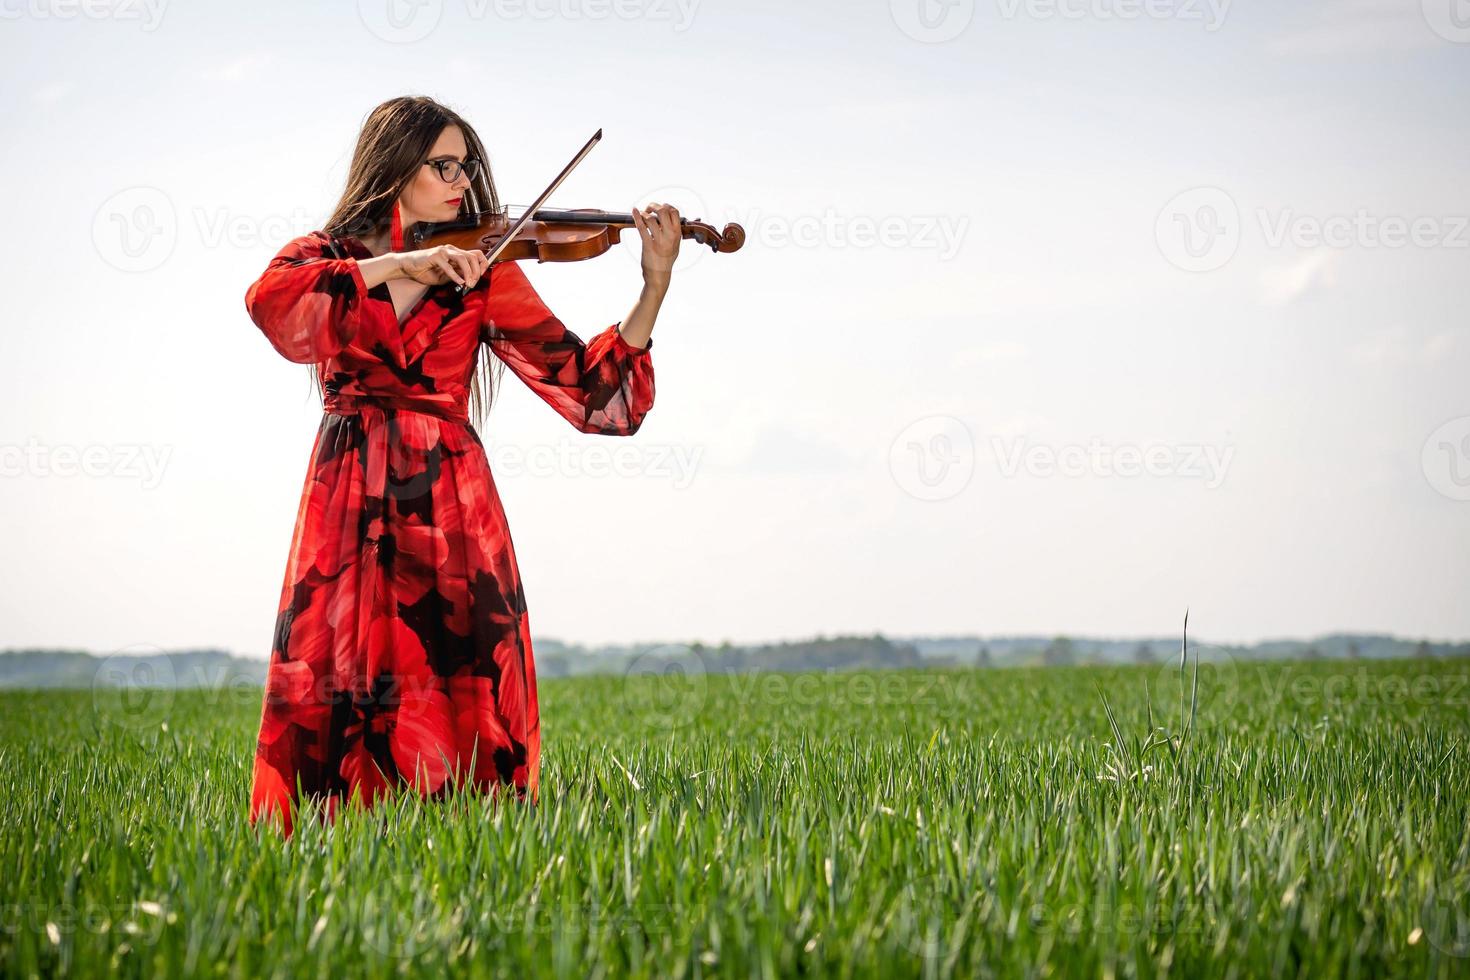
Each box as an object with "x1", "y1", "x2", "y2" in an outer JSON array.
[{"x1": 3, "y1": 655, "x2": 1468, "y2": 978}]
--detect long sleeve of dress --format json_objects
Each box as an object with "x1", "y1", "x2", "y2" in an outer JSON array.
[
  {"x1": 480, "y1": 259, "x2": 656, "y2": 436},
  {"x1": 244, "y1": 231, "x2": 369, "y2": 364}
]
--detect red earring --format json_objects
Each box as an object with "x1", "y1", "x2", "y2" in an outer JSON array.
[{"x1": 390, "y1": 200, "x2": 405, "y2": 253}]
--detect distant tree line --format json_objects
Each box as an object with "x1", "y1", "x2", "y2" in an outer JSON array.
[{"x1": 3, "y1": 632, "x2": 1468, "y2": 687}]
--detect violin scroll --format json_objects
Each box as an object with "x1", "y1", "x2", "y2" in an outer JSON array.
[{"x1": 685, "y1": 218, "x2": 745, "y2": 254}]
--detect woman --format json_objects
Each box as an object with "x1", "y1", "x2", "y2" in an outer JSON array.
[{"x1": 245, "y1": 95, "x2": 678, "y2": 837}]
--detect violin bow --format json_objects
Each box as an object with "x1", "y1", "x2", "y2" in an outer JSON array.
[{"x1": 454, "y1": 127, "x2": 603, "y2": 296}]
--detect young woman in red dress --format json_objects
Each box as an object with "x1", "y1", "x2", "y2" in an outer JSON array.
[{"x1": 245, "y1": 95, "x2": 679, "y2": 837}]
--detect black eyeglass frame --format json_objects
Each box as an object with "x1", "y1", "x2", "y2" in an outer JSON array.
[{"x1": 423, "y1": 158, "x2": 481, "y2": 183}]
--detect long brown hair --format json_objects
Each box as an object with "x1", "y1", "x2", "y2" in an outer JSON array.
[{"x1": 315, "y1": 95, "x2": 505, "y2": 429}]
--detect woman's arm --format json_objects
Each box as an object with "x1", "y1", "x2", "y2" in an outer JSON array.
[
  {"x1": 618, "y1": 201, "x2": 681, "y2": 349},
  {"x1": 616, "y1": 270, "x2": 669, "y2": 351},
  {"x1": 481, "y1": 260, "x2": 655, "y2": 435},
  {"x1": 358, "y1": 245, "x2": 490, "y2": 290},
  {"x1": 244, "y1": 232, "x2": 368, "y2": 364},
  {"x1": 356, "y1": 253, "x2": 405, "y2": 290},
  {"x1": 476, "y1": 202, "x2": 678, "y2": 434}
]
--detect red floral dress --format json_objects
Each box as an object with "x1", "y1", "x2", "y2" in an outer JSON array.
[{"x1": 244, "y1": 229, "x2": 654, "y2": 837}]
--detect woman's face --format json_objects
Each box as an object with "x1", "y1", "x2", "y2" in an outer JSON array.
[{"x1": 400, "y1": 124, "x2": 474, "y2": 225}]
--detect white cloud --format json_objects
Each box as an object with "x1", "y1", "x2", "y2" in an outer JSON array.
[{"x1": 1259, "y1": 251, "x2": 1336, "y2": 306}]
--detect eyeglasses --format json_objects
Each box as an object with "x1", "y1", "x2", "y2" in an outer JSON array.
[{"x1": 423, "y1": 157, "x2": 481, "y2": 183}]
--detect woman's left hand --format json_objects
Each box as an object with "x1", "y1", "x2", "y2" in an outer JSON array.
[{"x1": 632, "y1": 201, "x2": 680, "y2": 282}]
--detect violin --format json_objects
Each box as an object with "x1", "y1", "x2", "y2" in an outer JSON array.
[
  {"x1": 410, "y1": 206, "x2": 745, "y2": 263},
  {"x1": 404, "y1": 128, "x2": 743, "y2": 295}
]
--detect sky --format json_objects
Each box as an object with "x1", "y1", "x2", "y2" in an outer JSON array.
[{"x1": 1, "y1": 0, "x2": 1467, "y2": 659}]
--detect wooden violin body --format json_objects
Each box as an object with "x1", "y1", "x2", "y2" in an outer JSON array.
[{"x1": 410, "y1": 207, "x2": 745, "y2": 263}]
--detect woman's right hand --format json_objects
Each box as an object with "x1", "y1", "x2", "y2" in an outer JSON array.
[{"x1": 396, "y1": 244, "x2": 489, "y2": 290}]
